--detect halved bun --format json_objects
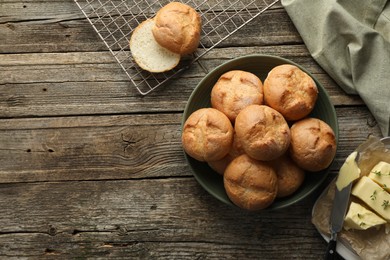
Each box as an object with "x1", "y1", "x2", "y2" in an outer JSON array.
[{"x1": 130, "y1": 19, "x2": 180, "y2": 73}]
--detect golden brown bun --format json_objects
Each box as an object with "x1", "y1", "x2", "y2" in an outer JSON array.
[
  {"x1": 235, "y1": 105, "x2": 291, "y2": 161},
  {"x1": 207, "y1": 154, "x2": 234, "y2": 175},
  {"x1": 270, "y1": 155, "x2": 305, "y2": 198},
  {"x1": 224, "y1": 154, "x2": 278, "y2": 210},
  {"x1": 228, "y1": 131, "x2": 245, "y2": 158},
  {"x1": 210, "y1": 70, "x2": 264, "y2": 122},
  {"x1": 153, "y1": 2, "x2": 201, "y2": 55},
  {"x1": 263, "y1": 64, "x2": 318, "y2": 121},
  {"x1": 182, "y1": 108, "x2": 233, "y2": 162},
  {"x1": 208, "y1": 131, "x2": 245, "y2": 175},
  {"x1": 289, "y1": 118, "x2": 337, "y2": 172}
]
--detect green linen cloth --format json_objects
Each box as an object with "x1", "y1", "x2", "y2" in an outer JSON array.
[{"x1": 281, "y1": 0, "x2": 390, "y2": 136}]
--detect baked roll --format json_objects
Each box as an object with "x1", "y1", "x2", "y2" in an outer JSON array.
[
  {"x1": 264, "y1": 64, "x2": 318, "y2": 121},
  {"x1": 182, "y1": 108, "x2": 234, "y2": 162},
  {"x1": 270, "y1": 155, "x2": 305, "y2": 198},
  {"x1": 211, "y1": 70, "x2": 264, "y2": 122},
  {"x1": 235, "y1": 105, "x2": 291, "y2": 161},
  {"x1": 289, "y1": 117, "x2": 337, "y2": 172},
  {"x1": 224, "y1": 154, "x2": 278, "y2": 210},
  {"x1": 153, "y1": 2, "x2": 201, "y2": 55}
]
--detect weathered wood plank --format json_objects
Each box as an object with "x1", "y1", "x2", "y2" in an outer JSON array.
[
  {"x1": 0, "y1": 177, "x2": 326, "y2": 259},
  {"x1": 0, "y1": 0, "x2": 282, "y2": 24},
  {"x1": 0, "y1": 46, "x2": 363, "y2": 118},
  {"x1": 0, "y1": 0, "x2": 84, "y2": 23},
  {"x1": 0, "y1": 2, "x2": 296, "y2": 53},
  {"x1": 0, "y1": 113, "x2": 185, "y2": 183},
  {"x1": 0, "y1": 238, "x2": 327, "y2": 259},
  {"x1": 0, "y1": 107, "x2": 382, "y2": 184}
]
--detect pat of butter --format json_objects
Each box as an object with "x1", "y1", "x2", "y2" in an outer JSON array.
[
  {"x1": 335, "y1": 151, "x2": 361, "y2": 191},
  {"x1": 351, "y1": 176, "x2": 390, "y2": 222},
  {"x1": 344, "y1": 201, "x2": 386, "y2": 230},
  {"x1": 367, "y1": 161, "x2": 390, "y2": 192}
]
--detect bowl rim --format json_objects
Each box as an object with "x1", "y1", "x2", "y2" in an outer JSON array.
[{"x1": 181, "y1": 54, "x2": 339, "y2": 211}]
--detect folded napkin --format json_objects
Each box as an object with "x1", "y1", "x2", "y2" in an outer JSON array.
[{"x1": 281, "y1": 0, "x2": 390, "y2": 136}]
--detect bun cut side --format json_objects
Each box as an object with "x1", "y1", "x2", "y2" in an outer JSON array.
[{"x1": 130, "y1": 19, "x2": 180, "y2": 73}]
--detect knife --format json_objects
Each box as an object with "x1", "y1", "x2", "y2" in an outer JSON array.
[
  {"x1": 324, "y1": 149, "x2": 362, "y2": 260},
  {"x1": 324, "y1": 181, "x2": 352, "y2": 260}
]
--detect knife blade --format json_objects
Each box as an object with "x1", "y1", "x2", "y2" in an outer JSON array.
[{"x1": 324, "y1": 182, "x2": 352, "y2": 260}]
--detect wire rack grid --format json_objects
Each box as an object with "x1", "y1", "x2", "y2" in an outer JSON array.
[{"x1": 74, "y1": 0, "x2": 280, "y2": 95}]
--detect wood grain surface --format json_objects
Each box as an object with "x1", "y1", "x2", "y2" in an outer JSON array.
[{"x1": 0, "y1": 1, "x2": 382, "y2": 259}]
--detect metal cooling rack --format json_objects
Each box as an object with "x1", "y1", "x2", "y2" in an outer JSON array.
[{"x1": 74, "y1": 0, "x2": 280, "y2": 95}]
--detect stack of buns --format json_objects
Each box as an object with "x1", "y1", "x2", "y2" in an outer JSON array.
[
  {"x1": 182, "y1": 64, "x2": 337, "y2": 211},
  {"x1": 129, "y1": 2, "x2": 201, "y2": 73}
]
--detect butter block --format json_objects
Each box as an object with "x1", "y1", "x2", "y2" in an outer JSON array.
[
  {"x1": 351, "y1": 176, "x2": 390, "y2": 222},
  {"x1": 344, "y1": 201, "x2": 386, "y2": 230},
  {"x1": 367, "y1": 161, "x2": 390, "y2": 192},
  {"x1": 335, "y1": 151, "x2": 361, "y2": 191}
]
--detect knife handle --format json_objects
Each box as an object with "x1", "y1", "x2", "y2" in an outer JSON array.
[{"x1": 324, "y1": 238, "x2": 337, "y2": 260}]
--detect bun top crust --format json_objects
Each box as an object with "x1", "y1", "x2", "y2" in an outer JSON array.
[
  {"x1": 211, "y1": 70, "x2": 264, "y2": 122},
  {"x1": 207, "y1": 131, "x2": 245, "y2": 175},
  {"x1": 223, "y1": 154, "x2": 278, "y2": 210},
  {"x1": 235, "y1": 105, "x2": 291, "y2": 161},
  {"x1": 153, "y1": 2, "x2": 201, "y2": 55},
  {"x1": 264, "y1": 64, "x2": 318, "y2": 121},
  {"x1": 289, "y1": 117, "x2": 337, "y2": 172},
  {"x1": 182, "y1": 108, "x2": 233, "y2": 162},
  {"x1": 270, "y1": 155, "x2": 305, "y2": 198}
]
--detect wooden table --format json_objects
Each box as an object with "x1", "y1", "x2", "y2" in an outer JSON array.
[{"x1": 0, "y1": 1, "x2": 384, "y2": 259}]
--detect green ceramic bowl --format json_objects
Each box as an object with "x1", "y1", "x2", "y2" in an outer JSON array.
[{"x1": 182, "y1": 54, "x2": 339, "y2": 210}]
